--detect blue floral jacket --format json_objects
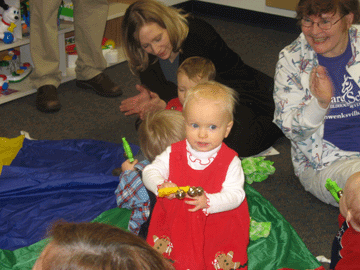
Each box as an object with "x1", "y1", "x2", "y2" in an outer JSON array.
[{"x1": 273, "y1": 25, "x2": 360, "y2": 176}]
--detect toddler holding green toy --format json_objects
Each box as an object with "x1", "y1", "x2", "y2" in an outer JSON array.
[{"x1": 115, "y1": 109, "x2": 185, "y2": 238}]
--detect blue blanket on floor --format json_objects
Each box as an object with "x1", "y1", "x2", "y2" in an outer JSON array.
[
  {"x1": 0, "y1": 138, "x2": 139, "y2": 251},
  {"x1": 0, "y1": 138, "x2": 324, "y2": 270}
]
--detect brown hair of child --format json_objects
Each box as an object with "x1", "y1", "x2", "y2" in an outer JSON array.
[
  {"x1": 33, "y1": 222, "x2": 174, "y2": 270},
  {"x1": 138, "y1": 109, "x2": 186, "y2": 161},
  {"x1": 177, "y1": 56, "x2": 216, "y2": 81}
]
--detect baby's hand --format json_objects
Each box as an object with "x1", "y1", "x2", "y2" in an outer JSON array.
[
  {"x1": 185, "y1": 193, "x2": 207, "y2": 212},
  {"x1": 121, "y1": 159, "x2": 138, "y2": 172},
  {"x1": 158, "y1": 182, "x2": 177, "y2": 200}
]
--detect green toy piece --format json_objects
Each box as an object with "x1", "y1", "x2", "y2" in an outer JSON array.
[
  {"x1": 242, "y1": 157, "x2": 276, "y2": 184},
  {"x1": 325, "y1": 178, "x2": 343, "y2": 203},
  {"x1": 249, "y1": 218, "x2": 271, "y2": 241},
  {"x1": 122, "y1": 137, "x2": 134, "y2": 163}
]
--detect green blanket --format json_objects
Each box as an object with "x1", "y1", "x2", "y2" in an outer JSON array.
[{"x1": 0, "y1": 185, "x2": 322, "y2": 270}]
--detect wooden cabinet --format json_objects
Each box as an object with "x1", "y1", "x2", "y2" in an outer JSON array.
[{"x1": 266, "y1": 0, "x2": 299, "y2": 11}]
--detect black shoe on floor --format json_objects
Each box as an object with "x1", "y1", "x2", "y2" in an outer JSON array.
[
  {"x1": 76, "y1": 73, "x2": 123, "y2": 97},
  {"x1": 35, "y1": 85, "x2": 61, "y2": 113}
]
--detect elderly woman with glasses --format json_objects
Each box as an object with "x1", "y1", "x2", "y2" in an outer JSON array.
[{"x1": 273, "y1": 0, "x2": 360, "y2": 206}]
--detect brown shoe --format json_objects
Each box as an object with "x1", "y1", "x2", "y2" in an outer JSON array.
[
  {"x1": 35, "y1": 85, "x2": 61, "y2": 113},
  {"x1": 76, "y1": 73, "x2": 123, "y2": 97}
]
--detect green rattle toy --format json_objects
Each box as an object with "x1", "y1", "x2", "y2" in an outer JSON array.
[
  {"x1": 325, "y1": 178, "x2": 343, "y2": 203},
  {"x1": 122, "y1": 137, "x2": 134, "y2": 163}
]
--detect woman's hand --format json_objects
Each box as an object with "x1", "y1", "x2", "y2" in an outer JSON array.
[
  {"x1": 119, "y1": 84, "x2": 151, "y2": 115},
  {"x1": 121, "y1": 159, "x2": 138, "y2": 172},
  {"x1": 138, "y1": 91, "x2": 167, "y2": 120},
  {"x1": 310, "y1": 66, "x2": 333, "y2": 109},
  {"x1": 119, "y1": 85, "x2": 166, "y2": 119},
  {"x1": 185, "y1": 193, "x2": 207, "y2": 212}
]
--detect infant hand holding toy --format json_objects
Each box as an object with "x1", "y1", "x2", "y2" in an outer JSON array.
[{"x1": 158, "y1": 185, "x2": 207, "y2": 211}]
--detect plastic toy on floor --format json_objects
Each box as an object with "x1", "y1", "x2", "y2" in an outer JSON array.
[
  {"x1": 242, "y1": 156, "x2": 275, "y2": 184},
  {"x1": 0, "y1": 5, "x2": 19, "y2": 44}
]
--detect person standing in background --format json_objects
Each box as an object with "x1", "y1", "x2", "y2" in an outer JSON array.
[{"x1": 30, "y1": 0, "x2": 123, "y2": 113}]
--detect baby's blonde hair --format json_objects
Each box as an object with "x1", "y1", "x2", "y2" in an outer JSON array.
[
  {"x1": 177, "y1": 56, "x2": 216, "y2": 81},
  {"x1": 183, "y1": 81, "x2": 238, "y2": 121},
  {"x1": 138, "y1": 110, "x2": 186, "y2": 161}
]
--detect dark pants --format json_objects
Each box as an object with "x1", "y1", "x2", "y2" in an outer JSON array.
[{"x1": 224, "y1": 65, "x2": 283, "y2": 157}]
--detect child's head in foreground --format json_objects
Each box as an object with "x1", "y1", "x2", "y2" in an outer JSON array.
[
  {"x1": 138, "y1": 109, "x2": 186, "y2": 161},
  {"x1": 339, "y1": 172, "x2": 360, "y2": 232},
  {"x1": 177, "y1": 56, "x2": 216, "y2": 105},
  {"x1": 182, "y1": 81, "x2": 237, "y2": 152},
  {"x1": 32, "y1": 222, "x2": 174, "y2": 270}
]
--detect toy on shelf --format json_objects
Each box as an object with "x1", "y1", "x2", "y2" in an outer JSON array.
[
  {"x1": 102, "y1": 37, "x2": 115, "y2": 49},
  {"x1": 0, "y1": 74, "x2": 16, "y2": 97},
  {"x1": 102, "y1": 37, "x2": 119, "y2": 64},
  {"x1": 59, "y1": 0, "x2": 74, "y2": 22},
  {"x1": 0, "y1": 49, "x2": 32, "y2": 83},
  {"x1": 0, "y1": 5, "x2": 20, "y2": 44},
  {"x1": 20, "y1": 0, "x2": 30, "y2": 37},
  {"x1": 0, "y1": 74, "x2": 9, "y2": 90},
  {"x1": 66, "y1": 37, "x2": 118, "y2": 68}
]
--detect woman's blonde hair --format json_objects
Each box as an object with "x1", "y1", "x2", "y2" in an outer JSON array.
[
  {"x1": 177, "y1": 56, "x2": 216, "y2": 81},
  {"x1": 138, "y1": 109, "x2": 186, "y2": 161},
  {"x1": 38, "y1": 222, "x2": 174, "y2": 270},
  {"x1": 183, "y1": 81, "x2": 238, "y2": 121},
  {"x1": 121, "y1": 0, "x2": 189, "y2": 74}
]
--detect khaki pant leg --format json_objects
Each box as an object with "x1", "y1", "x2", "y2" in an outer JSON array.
[
  {"x1": 299, "y1": 157, "x2": 360, "y2": 206},
  {"x1": 29, "y1": 0, "x2": 63, "y2": 89},
  {"x1": 72, "y1": 0, "x2": 108, "y2": 80}
]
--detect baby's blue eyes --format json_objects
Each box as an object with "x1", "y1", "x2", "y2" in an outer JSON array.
[{"x1": 190, "y1": 124, "x2": 217, "y2": 130}]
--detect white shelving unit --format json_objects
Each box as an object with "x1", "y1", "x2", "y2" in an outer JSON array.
[{"x1": 0, "y1": 2, "x2": 129, "y2": 105}]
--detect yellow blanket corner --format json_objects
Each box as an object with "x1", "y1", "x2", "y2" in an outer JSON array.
[{"x1": 0, "y1": 135, "x2": 25, "y2": 169}]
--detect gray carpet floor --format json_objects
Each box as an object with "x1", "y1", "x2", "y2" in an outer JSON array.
[{"x1": 0, "y1": 11, "x2": 338, "y2": 269}]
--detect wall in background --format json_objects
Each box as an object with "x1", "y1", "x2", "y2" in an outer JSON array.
[{"x1": 192, "y1": 0, "x2": 297, "y2": 18}]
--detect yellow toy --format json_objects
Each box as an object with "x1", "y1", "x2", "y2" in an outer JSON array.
[{"x1": 158, "y1": 186, "x2": 204, "y2": 199}]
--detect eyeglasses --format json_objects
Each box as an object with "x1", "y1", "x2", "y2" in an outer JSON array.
[{"x1": 301, "y1": 14, "x2": 346, "y2": 30}]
